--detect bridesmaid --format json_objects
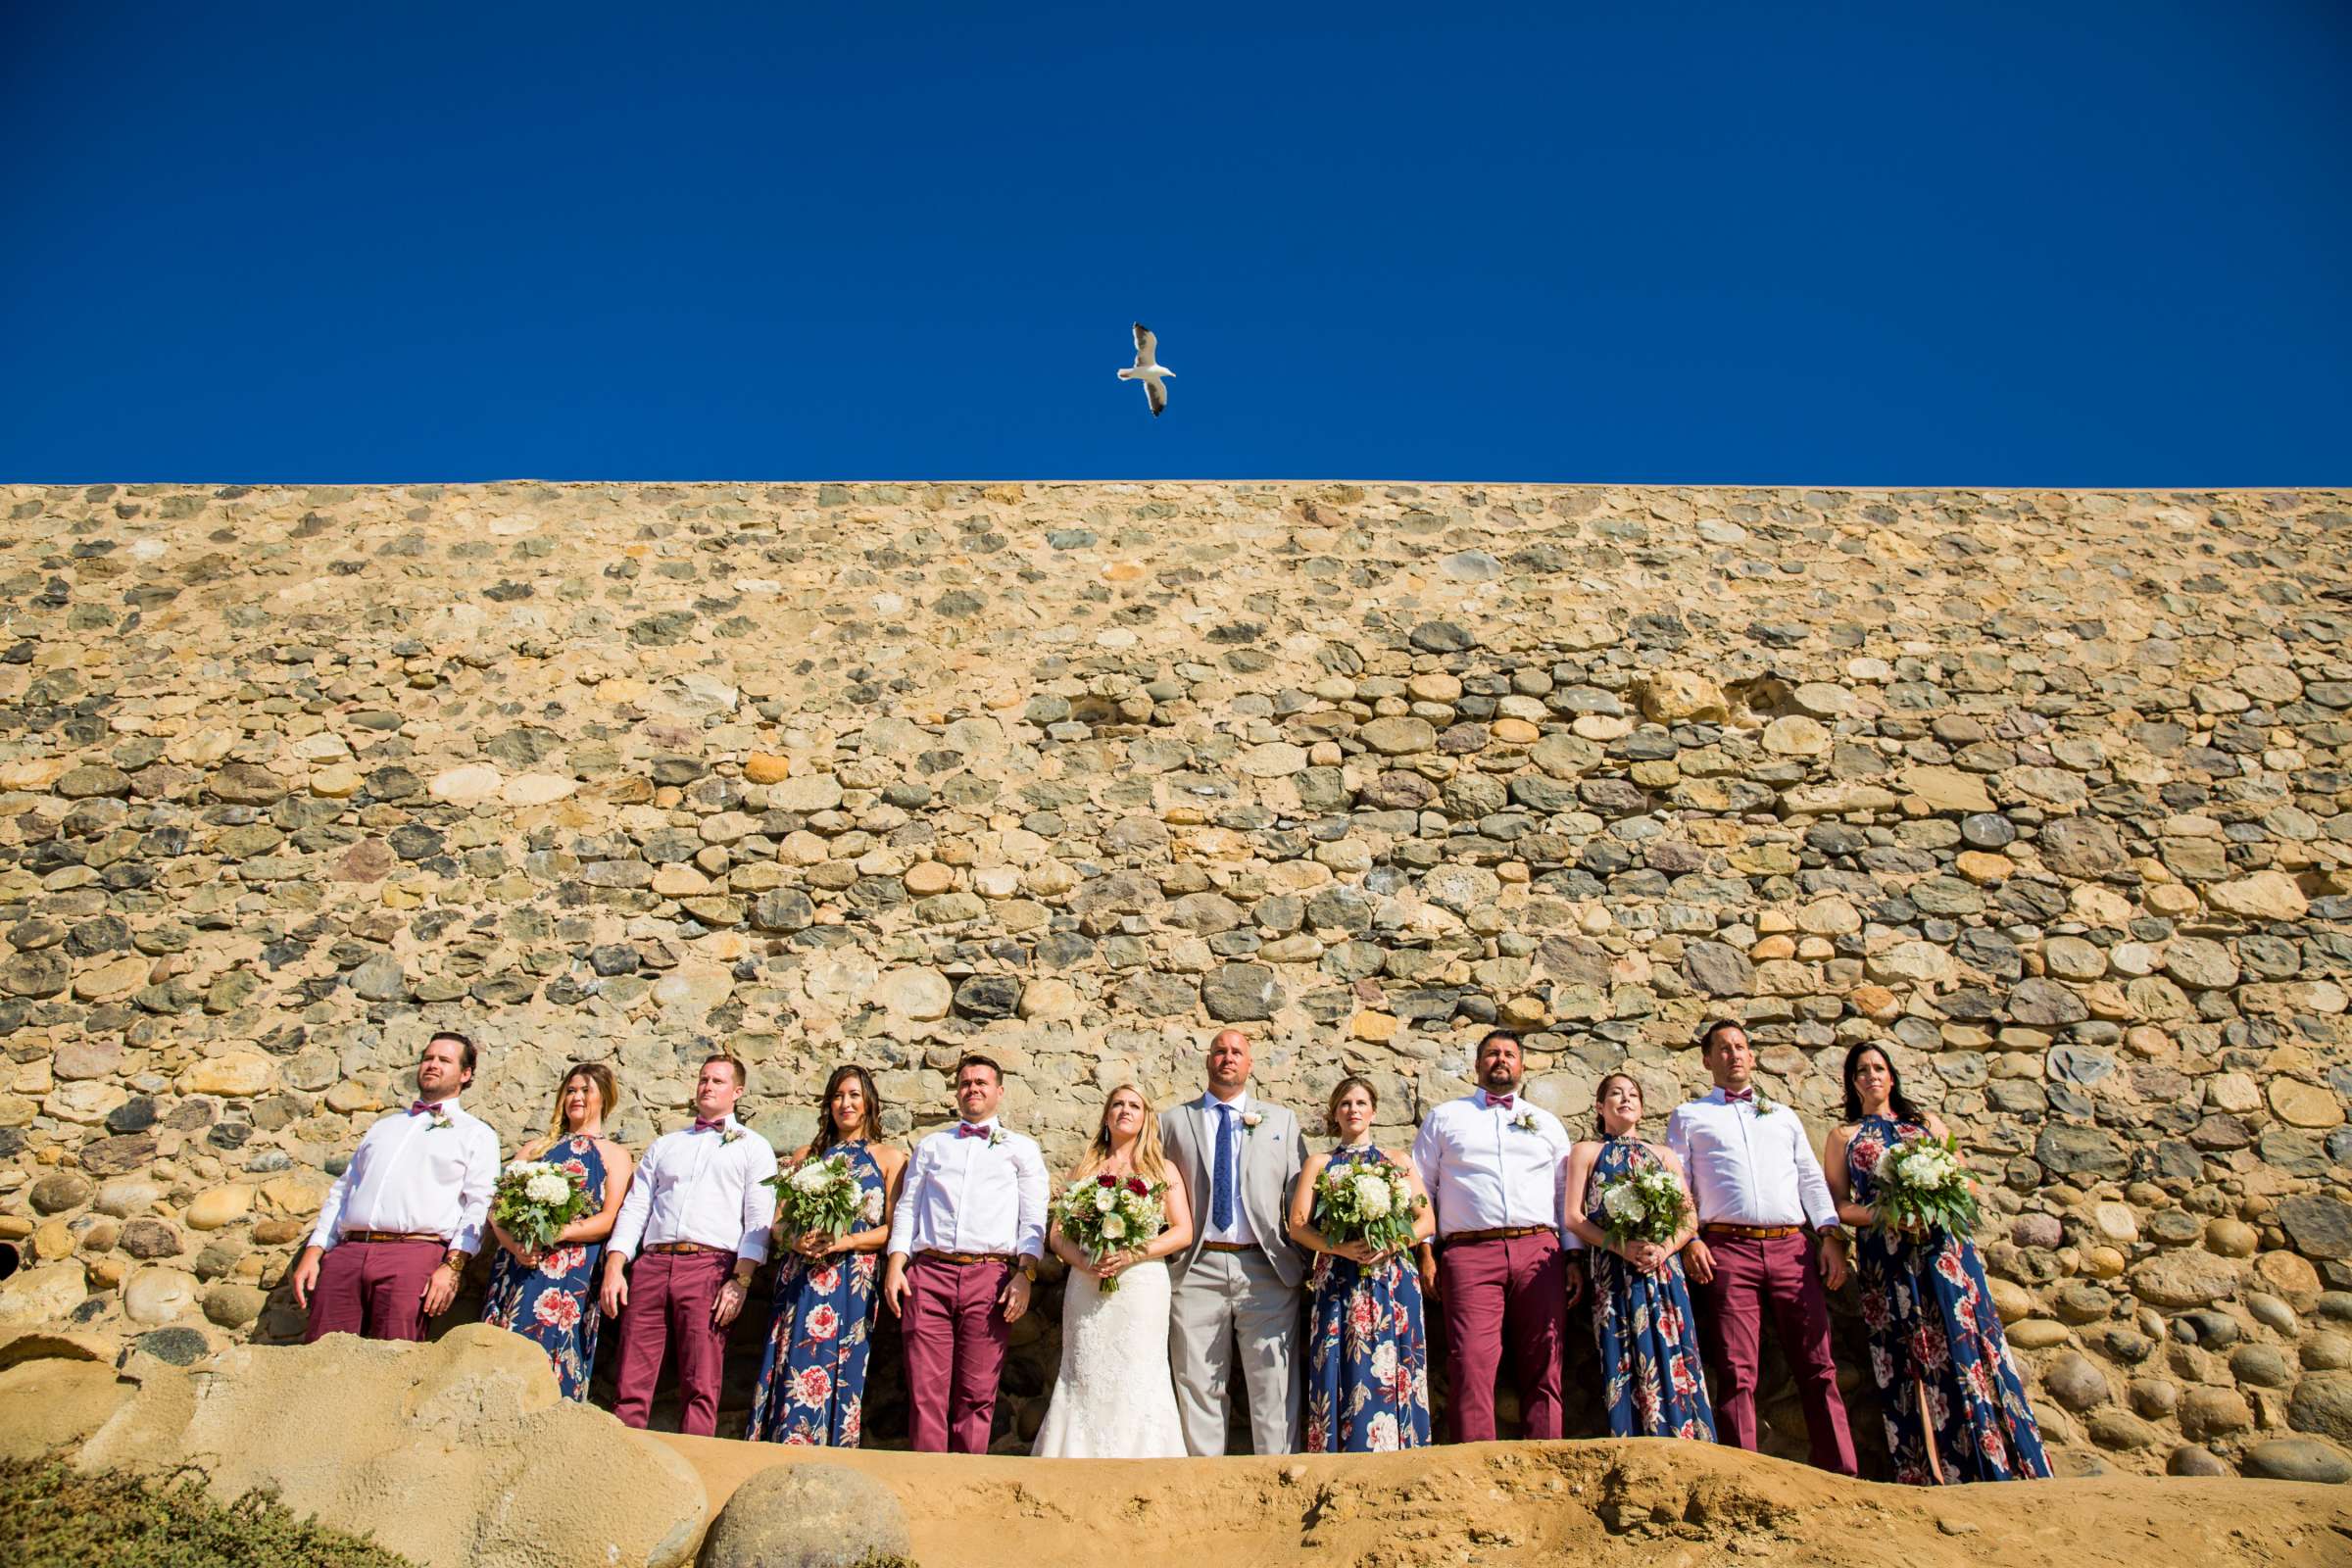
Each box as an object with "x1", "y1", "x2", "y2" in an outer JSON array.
[
  {"x1": 1286, "y1": 1075, "x2": 1434, "y2": 1452},
  {"x1": 1827, "y1": 1043, "x2": 2050, "y2": 1485},
  {"x1": 746, "y1": 1064, "x2": 906, "y2": 1446},
  {"x1": 1562, "y1": 1073, "x2": 1714, "y2": 1441},
  {"x1": 481, "y1": 1062, "x2": 633, "y2": 1398}
]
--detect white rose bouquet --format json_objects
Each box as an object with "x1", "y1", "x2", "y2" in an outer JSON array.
[
  {"x1": 491, "y1": 1158, "x2": 594, "y2": 1252},
  {"x1": 1311, "y1": 1158, "x2": 1422, "y2": 1255},
  {"x1": 1874, "y1": 1130, "x2": 1978, "y2": 1236},
  {"x1": 1593, "y1": 1163, "x2": 1689, "y2": 1248},
  {"x1": 1052, "y1": 1171, "x2": 1167, "y2": 1294},
  {"x1": 765, "y1": 1152, "x2": 864, "y2": 1239}
]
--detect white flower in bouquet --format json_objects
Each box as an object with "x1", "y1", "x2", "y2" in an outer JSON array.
[
  {"x1": 1601, "y1": 1183, "x2": 1648, "y2": 1227},
  {"x1": 1593, "y1": 1162, "x2": 1687, "y2": 1249},
  {"x1": 1094, "y1": 1186, "x2": 1118, "y2": 1212},
  {"x1": 763, "y1": 1152, "x2": 862, "y2": 1239},
  {"x1": 491, "y1": 1158, "x2": 592, "y2": 1253},
  {"x1": 1876, "y1": 1130, "x2": 1978, "y2": 1238},
  {"x1": 1100, "y1": 1213, "x2": 1128, "y2": 1241},
  {"x1": 789, "y1": 1160, "x2": 836, "y2": 1194},
  {"x1": 524, "y1": 1170, "x2": 571, "y2": 1206},
  {"x1": 1352, "y1": 1172, "x2": 1395, "y2": 1219}
]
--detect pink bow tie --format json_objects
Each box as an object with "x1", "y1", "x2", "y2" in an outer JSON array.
[
  {"x1": 1488, "y1": 1094, "x2": 1514, "y2": 1110},
  {"x1": 409, "y1": 1101, "x2": 444, "y2": 1116},
  {"x1": 956, "y1": 1123, "x2": 991, "y2": 1140},
  {"x1": 1725, "y1": 1089, "x2": 1754, "y2": 1103},
  {"x1": 693, "y1": 1118, "x2": 725, "y2": 1133}
]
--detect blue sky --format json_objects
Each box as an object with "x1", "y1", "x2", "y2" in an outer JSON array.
[{"x1": 3, "y1": 2, "x2": 2347, "y2": 484}]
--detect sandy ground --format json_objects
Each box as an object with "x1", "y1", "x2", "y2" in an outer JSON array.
[{"x1": 658, "y1": 1435, "x2": 2352, "y2": 1568}]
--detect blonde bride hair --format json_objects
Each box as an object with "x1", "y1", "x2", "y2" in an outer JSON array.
[{"x1": 1071, "y1": 1084, "x2": 1169, "y2": 1186}]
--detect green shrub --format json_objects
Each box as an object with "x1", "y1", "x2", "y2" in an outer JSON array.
[{"x1": 0, "y1": 1457, "x2": 416, "y2": 1568}]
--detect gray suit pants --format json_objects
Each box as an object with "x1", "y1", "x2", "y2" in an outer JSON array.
[{"x1": 1167, "y1": 1249, "x2": 1301, "y2": 1455}]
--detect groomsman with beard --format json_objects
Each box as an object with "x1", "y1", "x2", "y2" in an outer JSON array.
[
  {"x1": 1411, "y1": 1029, "x2": 1581, "y2": 1443},
  {"x1": 884, "y1": 1054, "x2": 1050, "y2": 1453},
  {"x1": 1159, "y1": 1029, "x2": 1309, "y2": 1454},
  {"x1": 292, "y1": 1031, "x2": 499, "y2": 1343}
]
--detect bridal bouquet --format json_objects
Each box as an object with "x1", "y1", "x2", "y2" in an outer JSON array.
[
  {"x1": 1594, "y1": 1163, "x2": 1689, "y2": 1248},
  {"x1": 1053, "y1": 1171, "x2": 1166, "y2": 1294},
  {"x1": 491, "y1": 1158, "x2": 594, "y2": 1252},
  {"x1": 1873, "y1": 1130, "x2": 1978, "y2": 1236},
  {"x1": 766, "y1": 1152, "x2": 864, "y2": 1239},
  {"x1": 1311, "y1": 1159, "x2": 1422, "y2": 1255}
]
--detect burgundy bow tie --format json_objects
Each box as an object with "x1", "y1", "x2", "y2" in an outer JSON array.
[
  {"x1": 409, "y1": 1101, "x2": 444, "y2": 1116},
  {"x1": 1725, "y1": 1089, "x2": 1754, "y2": 1103},
  {"x1": 1488, "y1": 1094, "x2": 1514, "y2": 1110},
  {"x1": 956, "y1": 1123, "x2": 991, "y2": 1140},
  {"x1": 692, "y1": 1118, "x2": 725, "y2": 1133}
]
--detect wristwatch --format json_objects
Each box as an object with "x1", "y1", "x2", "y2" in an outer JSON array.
[
  {"x1": 1016, "y1": 1257, "x2": 1039, "y2": 1281},
  {"x1": 442, "y1": 1249, "x2": 470, "y2": 1270}
]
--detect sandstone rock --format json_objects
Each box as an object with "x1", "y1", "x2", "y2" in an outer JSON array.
[
  {"x1": 2256, "y1": 1250, "x2": 2324, "y2": 1311},
  {"x1": 699, "y1": 1461, "x2": 912, "y2": 1568},
  {"x1": 2131, "y1": 1250, "x2": 2240, "y2": 1309},
  {"x1": 427, "y1": 764, "x2": 504, "y2": 805},
  {"x1": 68, "y1": 1323, "x2": 705, "y2": 1567},
  {"x1": 1898, "y1": 766, "x2": 1994, "y2": 814},
  {"x1": 1634, "y1": 671, "x2": 1727, "y2": 722},
  {"x1": 2178, "y1": 1385, "x2": 2254, "y2": 1441},
  {"x1": 178, "y1": 1051, "x2": 274, "y2": 1098},
  {"x1": 0, "y1": 1358, "x2": 135, "y2": 1459},
  {"x1": 2290, "y1": 1373, "x2": 2352, "y2": 1444},
  {"x1": 2208, "y1": 870, "x2": 2309, "y2": 921},
  {"x1": 2270, "y1": 1078, "x2": 2344, "y2": 1129},
  {"x1": 871, "y1": 967, "x2": 952, "y2": 1021},
  {"x1": 0, "y1": 1265, "x2": 88, "y2": 1325},
  {"x1": 122, "y1": 1267, "x2": 198, "y2": 1325},
  {"x1": 2243, "y1": 1437, "x2": 2352, "y2": 1485},
  {"x1": 30, "y1": 1172, "x2": 93, "y2": 1214},
  {"x1": 2168, "y1": 1445, "x2": 2231, "y2": 1477},
  {"x1": 2042, "y1": 1351, "x2": 2110, "y2": 1411},
  {"x1": 185, "y1": 1186, "x2": 253, "y2": 1230}
]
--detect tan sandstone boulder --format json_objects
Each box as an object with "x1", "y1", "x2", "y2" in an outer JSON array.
[{"x1": 57, "y1": 1322, "x2": 705, "y2": 1568}]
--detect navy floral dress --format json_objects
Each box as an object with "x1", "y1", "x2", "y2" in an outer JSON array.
[
  {"x1": 481, "y1": 1134, "x2": 611, "y2": 1399},
  {"x1": 1303, "y1": 1146, "x2": 1433, "y2": 1452},
  {"x1": 1585, "y1": 1135, "x2": 1715, "y2": 1441},
  {"x1": 746, "y1": 1140, "x2": 887, "y2": 1446},
  {"x1": 1847, "y1": 1113, "x2": 2051, "y2": 1485}
]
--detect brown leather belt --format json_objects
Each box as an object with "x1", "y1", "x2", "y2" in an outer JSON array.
[
  {"x1": 1200, "y1": 1241, "x2": 1254, "y2": 1253},
  {"x1": 1702, "y1": 1223, "x2": 1800, "y2": 1241},
  {"x1": 1441, "y1": 1225, "x2": 1550, "y2": 1247},
  {"x1": 916, "y1": 1250, "x2": 1013, "y2": 1266},
  {"x1": 645, "y1": 1241, "x2": 733, "y2": 1256},
  {"x1": 340, "y1": 1230, "x2": 444, "y2": 1245}
]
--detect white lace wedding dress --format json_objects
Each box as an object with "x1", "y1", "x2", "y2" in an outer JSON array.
[{"x1": 1030, "y1": 1257, "x2": 1189, "y2": 1457}]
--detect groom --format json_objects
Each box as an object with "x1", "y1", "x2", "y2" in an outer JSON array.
[{"x1": 1159, "y1": 1028, "x2": 1308, "y2": 1455}]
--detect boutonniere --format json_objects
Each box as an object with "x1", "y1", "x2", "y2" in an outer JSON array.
[
  {"x1": 1241, "y1": 1111, "x2": 1263, "y2": 1136},
  {"x1": 430, "y1": 1113, "x2": 454, "y2": 1131},
  {"x1": 722, "y1": 1128, "x2": 743, "y2": 1146},
  {"x1": 1511, "y1": 1111, "x2": 1539, "y2": 1134},
  {"x1": 1748, "y1": 1092, "x2": 1778, "y2": 1116},
  {"x1": 988, "y1": 1128, "x2": 1006, "y2": 1149}
]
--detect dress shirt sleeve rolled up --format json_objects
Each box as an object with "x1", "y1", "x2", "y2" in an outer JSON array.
[
  {"x1": 452, "y1": 1120, "x2": 499, "y2": 1255},
  {"x1": 736, "y1": 1137, "x2": 779, "y2": 1260},
  {"x1": 1789, "y1": 1115, "x2": 1840, "y2": 1231},
  {"x1": 1013, "y1": 1138, "x2": 1049, "y2": 1259},
  {"x1": 607, "y1": 1142, "x2": 659, "y2": 1260}
]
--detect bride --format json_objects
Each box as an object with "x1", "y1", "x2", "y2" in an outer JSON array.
[{"x1": 1032, "y1": 1084, "x2": 1194, "y2": 1457}]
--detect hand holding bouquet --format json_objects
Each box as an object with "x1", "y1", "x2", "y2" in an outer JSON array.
[
  {"x1": 1053, "y1": 1171, "x2": 1167, "y2": 1294},
  {"x1": 766, "y1": 1152, "x2": 864, "y2": 1245},
  {"x1": 1594, "y1": 1163, "x2": 1689, "y2": 1250},
  {"x1": 491, "y1": 1158, "x2": 594, "y2": 1255},
  {"x1": 1311, "y1": 1158, "x2": 1422, "y2": 1257},
  {"x1": 1873, "y1": 1131, "x2": 1978, "y2": 1237}
]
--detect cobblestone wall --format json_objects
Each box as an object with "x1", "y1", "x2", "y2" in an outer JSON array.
[{"x1": 0, "y1": 481, "x2": 2347, "y2": 1475}]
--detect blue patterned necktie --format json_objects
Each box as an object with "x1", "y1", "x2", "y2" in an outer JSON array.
[{"x1": 1211, "y1": 1102, "x2": 1237, "y2": 1233}]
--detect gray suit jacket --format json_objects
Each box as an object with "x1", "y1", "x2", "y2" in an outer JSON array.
[{"x1": 1161, "y1": 1096, "x2": 1309, "y2": 1289}]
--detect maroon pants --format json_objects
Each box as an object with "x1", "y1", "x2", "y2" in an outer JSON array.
[
  {"x1": 1690, "y1": 1232, "x2": 1857, "y2": 1475},
  {"x1": 612, "y1": 1250, "x2": 735, "y2": 1437},
  {"x1": 1437, "y1": 1232, "x2": 1566, "y2": 1442},
  {"x1": 305, "y1": 1238, "x2": 442, "y2": 1343},
  {"x1": 900, "y1": 1255, "x2": 1011, "y2": 1453}
]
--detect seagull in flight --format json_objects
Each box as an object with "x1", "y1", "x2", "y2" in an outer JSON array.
[{"x1": 1117, "y1": 322, "x2": 1174, "y2": 416}]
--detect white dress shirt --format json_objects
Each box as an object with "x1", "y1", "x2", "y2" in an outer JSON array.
[
  {"x1": 1196, "y1": 1089, "x2": 1260, "y2": 1248},
  {"x1": 1666, "y1": 1089, "x2": 1839, "y2": 1231},
  {"x1": 608, "y1": 1115, "x2": 778, "y2": 1261},
  {"x1": 886, "y1": 1118, "x2": 1050, "y2": 1259},
  {"x1": 1410, "y1": 1089, "x2": 1571, "y2": 1239},
  {"x1": 310, "y1": 1098, "x2": 499, "y2": 1254}
]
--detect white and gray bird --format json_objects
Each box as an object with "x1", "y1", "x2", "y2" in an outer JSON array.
[{"x1": 1116, "y1": 322, "x2": 1174, "y2": 416}]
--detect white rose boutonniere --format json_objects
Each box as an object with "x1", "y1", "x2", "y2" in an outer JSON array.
[
  {"x1": 1511, "y1": 1111, "x2": 1539, "y2": 1134},
  {"x1": 988, "y1": 1128, "x2": 1007, "y2": 1149},
  {"x1": 722, "y1": 1127, "x2": 743, "y2": 1145},
  {"x1": 430, "y1": 1112, "x2": 454, "y2": 1131},
  {"x1": 1241, "y1": 1111, "x2": 1263, "y2": 1136},
  {"x1": 1748, "y1": 1090, "x2": 1778, "y2": 1116}
]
